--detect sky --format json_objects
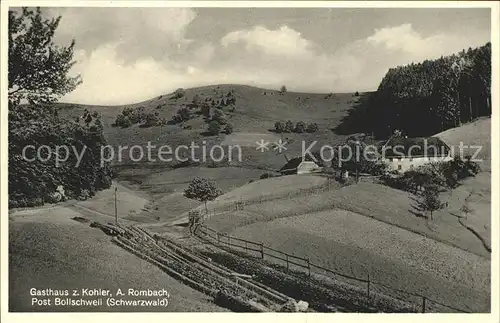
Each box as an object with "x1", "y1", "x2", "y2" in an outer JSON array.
[{"x1": 37, "y1": 7, "x2": 491, "y2": 105}]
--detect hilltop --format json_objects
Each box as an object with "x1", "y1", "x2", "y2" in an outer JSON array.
[{"x1": 56, "y1": 84, "x2": 359, "y2": 169}]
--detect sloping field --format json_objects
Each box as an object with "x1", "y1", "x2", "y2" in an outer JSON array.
[
  {"x1": 435, "y1": 117, "x2": 491, "y2": 170},
  {"x1": 9, "y1": 208, "x2": 226, "y2": 312},
  {"x1": 446, "y1": 172, "x2": 491, "y2": 251},
  {"x1": 229, "y1": 210, "x2": 490, "y2": 312},
  {"x1": 181, "y1": 175, "x2": 329, "y2": 222},
  {"x1": 57, "y1": 85, "x2": 354, "y2": 169},
  {"x1": 117, "y1": 166, "x2": 265, "y2": 221},
  {"x1": 76, "y1": 182, "x2": 151, "y2": 222},
  {"x1": 205, "y1": 180, "x2": 489, "y2": 257},
  {"x1": 221, "y1": 132, "x2": 281, "y2": 147}
]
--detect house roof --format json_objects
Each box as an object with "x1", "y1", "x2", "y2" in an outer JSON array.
[
  {"x1": 279, "y1": 155, "x2": 318, "y2": 172},
  {"x1": 382, "y1": 136, "x2": 450, "y2": 158}
]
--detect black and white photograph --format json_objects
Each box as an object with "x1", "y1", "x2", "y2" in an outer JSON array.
[{"x1": 1, "y1": 1, "x2": 498, "y2": 319}]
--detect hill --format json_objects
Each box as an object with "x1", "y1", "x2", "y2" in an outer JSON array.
[
  {"x1": 56, "y1": 84, "x2": 358, "y2": 170},
  {"x1": 434, "y1": 117, "x2": 491, "y2": 170}
]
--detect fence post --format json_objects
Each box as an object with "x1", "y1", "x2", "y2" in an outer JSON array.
[
  {"x1": 421, "y1": 296, "x2": 426, "y2": 313},
  {"x1": 367, "y1": 272, "x2": 370, "y2": 298},
  {"x1": 260, "y1": 243, "x2": 264, "y2": 259},
  {"x1": 306, "y1": 258, "x2": 311, "y2": 277},
  {"x1": 216, "y1": 232, "x2": 220, "y2": 244},
  {"x1": 286, "y1": 254, "x2": 289, "y2": 272},
  {"x1": 228, "y1": 236, "x2": 231, "y2": 246},
  {"x1": 245, "y1": 241, "x2": 248, "y2": 253}
]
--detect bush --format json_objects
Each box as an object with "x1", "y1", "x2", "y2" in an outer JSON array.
[
  {"x1": 280, "y1": 85, "x2": 287, "y2": 94},
  {"x1": 306, "y1": 123, "x2": 319, "y2": 133},
  {"x1": 207, "y1": 120, "x2": 221, "y2": 135},
  {"x1": 212, "y1": 109, "x2": 227, "y2": 125},
  {"x1": 440, "y1": 156, "x2": 481, "y2": 188},
  {"x1": 114, "y1": 106, "x2": 147, "y2": 127},
  {"x1": 274, "y1": 121, "x2": 285, "y2": 133},
  {"x1": 142, "y1": 112, "x2": 160, "y2": 127},
  {"x1": 78, "y1": 189, "x2": 90, "y2": 201},
  {"x1": 224, "y1": 123, "x2": 233, "y2": 134},
  {"x1": 285, "y1": 120, "x2": 294, "y2": 133},
  {"x1": 200, "y1": 103, "x2": 211, "y2": 118},
  {"x1": 172, "y1": 107, "x2": 191, "y2": 124},
  {"x1": 294, "y1": 121, "x2": 306, "y2": 133},
  {"x1": 117, "y1": 115, "x2": 132, "y2": 128},
  {"x1": 174, "y1": 88, "x2": 185, "y2": 99},
  {"x1": 354, "y1": 91, "x2": 360, "y2": 96}
]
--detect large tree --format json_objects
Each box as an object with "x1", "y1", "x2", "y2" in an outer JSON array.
[
  {"x1": 184, "y1": 178, "x2": 222, "y2": 215},
  {"x1": 8, "y1": 8, "x2": 112, "y2": 208},
  {"x1": 8, "y1": 7, "x2": 81, "y2": 106}
]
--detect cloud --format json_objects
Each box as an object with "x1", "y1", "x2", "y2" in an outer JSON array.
[
  {"x1": 58, "y1": 16, "x2": 489, "y2": 104},
  {"x1": 366, "y1": 23, "x2": 487, "y2": 59},
  {"x1": 47, "y1": 8, "x2": 197, "y2": 63},
  {"x1": 221, "y1": 25, "x2": 316, "y2": 59}
]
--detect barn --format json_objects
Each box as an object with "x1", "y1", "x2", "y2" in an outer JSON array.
[
  {"x1": 279, "y1": 157, "x2": 322, "y2": 175},
  {"x1": 381, "y1": 136, "x2": 453, "y2": 172}
]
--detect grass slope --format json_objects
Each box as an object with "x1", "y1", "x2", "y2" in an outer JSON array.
[
  {"x1": 230, "y1": 210, "x2": 490, "y2": 312},
  {"x1": 56, "y1": 85, "x2": 356, "y2": 169},
  {"x1": 435, "y1": 117, "x2": 491, "y2": 170},
  {"x1": 9, "y1": 208, "x2": 226, "y2": 312}
]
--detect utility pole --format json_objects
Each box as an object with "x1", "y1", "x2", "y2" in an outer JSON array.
[{"x1": 114, "y1": 186, "x2": 118, "y2": 225}]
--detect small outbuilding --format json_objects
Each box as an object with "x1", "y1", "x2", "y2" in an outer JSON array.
[{"x1": 279, "y1": 156, "x2": 322, "y2": 175}]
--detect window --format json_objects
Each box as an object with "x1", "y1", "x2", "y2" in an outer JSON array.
[{"x1": 398, "y1": 165, "x2": 402, "y2": 171}]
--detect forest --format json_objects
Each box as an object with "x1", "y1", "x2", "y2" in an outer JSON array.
[{"x1": 336, "y1": 42, "x2": 491, "y2": 138}]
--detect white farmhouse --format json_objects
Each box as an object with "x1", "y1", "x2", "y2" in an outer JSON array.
[{"x1": 381, "y1": 136, "x2": 453, "y2": 173}]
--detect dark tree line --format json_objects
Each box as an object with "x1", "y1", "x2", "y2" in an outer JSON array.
[{"x1": 336, "y1": 43, "x2": 491, "y2": 138}]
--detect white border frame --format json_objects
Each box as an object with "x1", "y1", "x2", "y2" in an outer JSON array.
[{"x1": 1, "y1": 1, "x2": 498, "y2": 322}]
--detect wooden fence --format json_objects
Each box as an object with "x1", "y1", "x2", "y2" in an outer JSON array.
[
  {"x1": 196, "y1": 224, "x2": 470, "y2": 313},
  {"x1": 203, "y1": 180, "x2": 339, "y2": 217}
]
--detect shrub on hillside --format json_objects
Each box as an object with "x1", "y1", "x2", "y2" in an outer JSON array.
[
  {"x1": 439, "y1": 156, "x2": 481, "y2": 188},
  {"x1": 172, "y1": 107, "x2": 191, "y2": 124},
  {"x1": 113, "y1": 106, "x2": 149, "y2": 127},
  {"x1": 142, "y1": 111, "x2": 165, "y2": 127},
  {"x1": 306, "y1": 123, "x2": 319, "y2": 133},
  {"x1": 173, "y1": 88, "x2": 185, "y2": 99},
  {"x1": 200, "y1": 103, "x2": 211, "y2": 118},
  {"x1": 280, "y1": 85, "x2": 287, "y2": 94},
  {"x1": 285, "y1": 120, "x2": 294, "y2": 133},
  {"x1": 207, "y1": 120, "x2": 221, "y2": 135},
  {"x1": 274, "y1": 121, "x2": 285, "y2": 133},
  {"x1": 294, "y1": 121, "x2": 306, "y2": 133},
  {"x1": 212, "y1": 109, "x2": 227, "y2": 125},
  {"x1": 114, "y1": 114, "x2": 132, "y2": 128},
  {"x1": 189, "y1": 94, "x2": 201, "y2": 109},
  {"x1": 224, "y1": 123, "x2": 234, "y2": 134}
]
